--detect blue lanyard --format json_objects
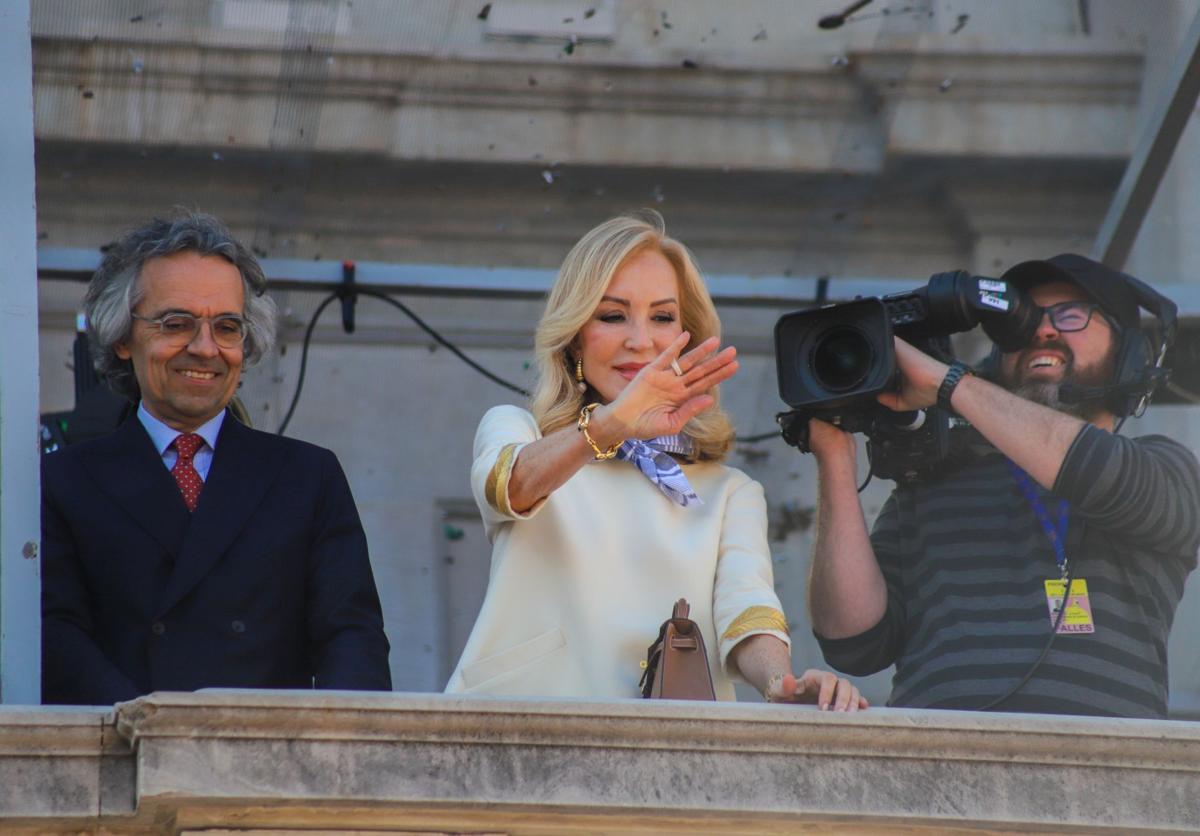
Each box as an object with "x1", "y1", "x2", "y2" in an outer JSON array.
[{"x1": 1005, "y1": 459, "x2": 1070, "y2": 578}]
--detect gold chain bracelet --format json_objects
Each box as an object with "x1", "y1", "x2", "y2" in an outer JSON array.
[{"x1": 577, "y1": 403, "x2": 621, "y2": 460}]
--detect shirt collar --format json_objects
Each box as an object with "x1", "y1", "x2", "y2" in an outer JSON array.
[{"x1": 137, "y1": 402, "x2": 226, "y2": 455}]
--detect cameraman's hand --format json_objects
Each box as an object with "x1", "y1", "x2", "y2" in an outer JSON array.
[
  {"x1": 876, "y1": 337, "x2": 948, "y2": 413},
  {"x1": 807, "y1": 417, "x2": 856, "y2": 464}
]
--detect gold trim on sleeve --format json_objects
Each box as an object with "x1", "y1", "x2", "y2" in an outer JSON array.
[
  {"x1": 484, "y1": 443, "x2": 520, "y2": 516},
  {"x1": 721, "y1": 606, "x2": 789, "y2": 642}
]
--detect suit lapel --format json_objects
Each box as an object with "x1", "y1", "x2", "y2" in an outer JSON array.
[
  {"x1": 77, "y1": 417, "x2": 191, "y2": 556},
  {"x1": 156, "y1": 416, "x2": 286, "y2": 616}
]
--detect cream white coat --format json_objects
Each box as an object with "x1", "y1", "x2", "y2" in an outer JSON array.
[{"x1": 445, "y1": 405, "x2": 789, "y2": 700}]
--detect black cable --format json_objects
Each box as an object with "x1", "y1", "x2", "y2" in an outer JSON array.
[
  {"x1": 853, "y1": 439, "x2": 876, "y2": 493},
  {"x1": 364, "y1": 287, "x2": 785, "y2": 441},
  {"x1": 277, "y1": 289, "x2": 531, "y2": 436},
  {"x1": 974, "y1": 366, "x2": 1134, "y2": 707},
  {"x1": 277, "y1": 286, "x2": 787, "y2": 442},
  {"x1": 857, "y1": 462, "x2": 874, "y2": 494},
  {"x1": 737, "y1": 429, "x2": 781, "y2": 444},
  {"x1": 277, "y1": 292, "x2": 338, "y2": 435},
  {"x1": 976, "y1": 352, "x2": 1138, "y2": 708},
  {"x1": 357, "y1": 289, "x2": 530, "y2": 398},
  {"x1": 976, "y1": 554, "x2": 1078, "y2": 712}
]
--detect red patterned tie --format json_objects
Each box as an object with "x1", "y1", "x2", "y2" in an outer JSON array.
[{"x1": 171, "y1": 433, "x2": 205, "y2": 512}]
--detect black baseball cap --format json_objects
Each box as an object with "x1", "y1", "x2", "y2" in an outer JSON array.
[{"x1": 1000, "y1": 253, "x2": 1141, "y2": 331}]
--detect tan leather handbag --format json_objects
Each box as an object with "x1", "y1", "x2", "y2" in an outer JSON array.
[{"x1": 639, "y1": 598, "x2": 716, "y2": 700}]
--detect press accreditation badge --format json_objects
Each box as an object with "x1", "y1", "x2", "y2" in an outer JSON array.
[{"x1": 1044, "y1": 579, "x2": 1095, "y2": 634}]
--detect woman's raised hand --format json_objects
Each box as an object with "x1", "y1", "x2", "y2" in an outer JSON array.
[{"x1": 605, "y1": 332, "x2": 738, "y2": 440}]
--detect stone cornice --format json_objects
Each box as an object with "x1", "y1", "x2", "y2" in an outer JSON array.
[
  {"x1": 31, "y1": 28, "x2": 1142, "y2": 168},
  {"x1": 0, "y1": 707, "x2": 134, "y2": 824},
  {"x1": 0, "y1": 707, "x2": 124, "y2": 757}
]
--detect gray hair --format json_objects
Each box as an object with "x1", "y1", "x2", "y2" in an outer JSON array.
[{"x1": 84, "y1": 212, "x2": 278, "y2": 400}]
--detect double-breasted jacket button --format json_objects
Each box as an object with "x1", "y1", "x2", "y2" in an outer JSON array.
[
  {"x1": 150, "y1": 621, "x2": 166, "y2": 636},
  {"x1": 231, "y1": 620, "x2": 246, "y2": 634}
]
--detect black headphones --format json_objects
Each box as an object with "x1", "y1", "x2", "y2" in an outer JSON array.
[{"x1": 976, "y1": 274, "x2": 1177, "y2": 420}]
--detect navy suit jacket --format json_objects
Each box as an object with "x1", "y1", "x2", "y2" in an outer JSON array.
[{"x1": 41, "y1": 413, "x2": 392, "y2": 705}]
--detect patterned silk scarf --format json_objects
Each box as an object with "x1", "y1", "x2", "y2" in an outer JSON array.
[{"x1": 614, "y1": 434, "x2": 702, "y2": 507}]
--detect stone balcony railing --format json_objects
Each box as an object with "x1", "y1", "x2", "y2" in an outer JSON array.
[{"x1": 2, "y1": 691, "x2": 1199, "y2": 834}]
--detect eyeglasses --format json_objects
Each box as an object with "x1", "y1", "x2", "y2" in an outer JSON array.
[
  {"x1": 1039, "y1": 301, "x2": 1115, "y2": 333},
  {"x1": 131, "y1": 312, "x2": 247, "y2": 348}
]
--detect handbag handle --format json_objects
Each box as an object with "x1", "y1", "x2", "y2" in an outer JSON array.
[{"x1": 670, "y1": 598, "x2": 695, "y2": 635}]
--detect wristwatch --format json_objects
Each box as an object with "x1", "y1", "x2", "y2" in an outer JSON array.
[{"x1": 937, "y1": 361, "x2": 973, "y2": 414}]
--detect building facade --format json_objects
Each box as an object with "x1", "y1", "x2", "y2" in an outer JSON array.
[{"x1": 22, "y1": 0, "x2": 1200, "y2": 711}]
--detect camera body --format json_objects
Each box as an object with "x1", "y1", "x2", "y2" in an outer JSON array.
[{"x1": 774, "y1": 271, "x2": 1040, "y2": 480}]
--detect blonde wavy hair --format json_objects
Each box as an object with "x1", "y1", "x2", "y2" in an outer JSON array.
[{"x1": 530, "y1": 211, "x2": 735, "y2": 461}]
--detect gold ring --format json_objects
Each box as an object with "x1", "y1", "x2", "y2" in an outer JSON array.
[{"x1": 670, "y1": 358, "x2": 684, "y2": 376}]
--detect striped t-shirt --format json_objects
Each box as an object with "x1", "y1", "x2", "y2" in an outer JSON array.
[{"x1": 816, "y1": 425, "x2": 1200, "y2": 718}]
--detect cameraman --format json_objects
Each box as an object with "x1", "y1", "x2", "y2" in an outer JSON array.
[{"x1": 806, "y1": 255, "x2": 1200, "y2": 718}]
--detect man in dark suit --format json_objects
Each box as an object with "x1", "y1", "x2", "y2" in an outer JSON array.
[{"x1": 41, "y1": 212, "x2": 392, "y2": 705}]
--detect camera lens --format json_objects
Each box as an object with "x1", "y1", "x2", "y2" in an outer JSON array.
[{"x1": 811, "y1": 326, "x2": 873, "y2": 392}]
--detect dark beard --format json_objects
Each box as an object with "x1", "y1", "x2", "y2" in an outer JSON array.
[{"x1": 1001, "y1": 340, "x2": 1117, "y2": 421}]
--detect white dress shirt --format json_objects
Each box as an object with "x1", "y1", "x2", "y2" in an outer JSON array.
[{"x1": 137, "y1": 403, "x2": 225, "y2": 481}]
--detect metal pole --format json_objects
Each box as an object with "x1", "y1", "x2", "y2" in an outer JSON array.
[
  {"x1": 0, "y1": 0, "x2": 41, "y2": 704},
  {"x1": 1092, "y1": 6, "x2": 1200, "y2": 269}
]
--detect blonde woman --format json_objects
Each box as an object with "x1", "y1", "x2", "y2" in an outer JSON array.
[{"x1": 446, "y1": 212, "x2": 865, "y2": 709}]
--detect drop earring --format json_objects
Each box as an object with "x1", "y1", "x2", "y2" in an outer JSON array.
[{"x1": 575, "y1": 356, "x2": 587, "y2": 393}]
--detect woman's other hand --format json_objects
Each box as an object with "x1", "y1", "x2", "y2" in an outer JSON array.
[
  {"x1": 731, "y1": 635, "x2": 866, "y2": 712},
  {"x1": 766, "y1": 669, "x2": 868, "y2": 712},
  {"x1": 598, "y1": 332, "x2": 738, "y2": 443}
]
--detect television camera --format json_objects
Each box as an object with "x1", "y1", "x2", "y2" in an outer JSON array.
[{"x1": 773, "y1": 271, "x2": 1041, "y2": 481}]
